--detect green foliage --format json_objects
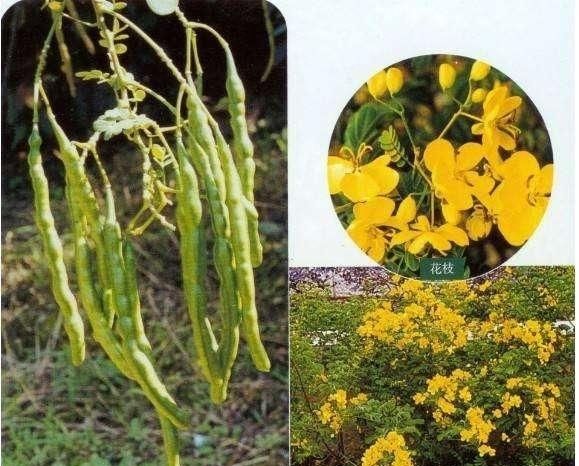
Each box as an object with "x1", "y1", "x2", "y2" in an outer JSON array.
[
  {"x1": 343, "y1": 103, "x2": 395, "y2": 150},
  {"x1": 290, "y1": 266, "x2": 574, "y2": 466}
]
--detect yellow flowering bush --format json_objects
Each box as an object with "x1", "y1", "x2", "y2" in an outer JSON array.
[
  {"x1": 328, "y1": 55, "x2": 553, "y2": 278},
  {"x1": 290, "y1": 266, "x2": 574, "y2": 465}
]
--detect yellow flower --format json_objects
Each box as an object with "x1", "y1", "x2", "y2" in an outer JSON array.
[
  {"x1": 439, "y1": 63, "x2": 456, "y2": 90},
  {"x1": 424, "y1": 139, "x2": 493, "y2": 211},
  {"x1": 472, "y1": 88, "x2": 488, "y2": 103},
  {"x1": 328, "y1": 145, "x2": 399, "y2": 202},
  {"x1": 470, "y1": 61, "x2": 491, "y2": 81},
  {"x1": 350, "y1": 393, "x2": 368, "y2": 406},
  {"x1": 413, "y1": 392, "x2": 427, "y2": 405},
  {"x1": 478, "y1": 445, "x2": 496, "y2": 457},
  {"x1": 329, "y1": 389, "x2": 348, "y2": 409},
  {"x1": 523, "y1": 414, "x2": 538, "y2": 437},
  {"x1": 390, "y1": 215, "x2": 469, "y2": 255},
  {"x1": 471, "y1": 85, "x2": 522, "y2": 152},
  {"x1": 367, "y1": 69, "x2": 389, "y2": 99},
  {"x1": 346, "y1": 196, "x2": 416, "y2": 262},
  {"x1": 386, "y1": 67, "x2": 404, "y2": 95},
  {"x1": 492, "y1": 409, "x2": 502, "y2": 418},
  {"x1": 437, "y1": 398, "x2": 456, "y2": 414},
  {"x1": 490, "y1": 151, "x2": 553, "y2": 246},
  {"x1": 361, "y1": 432, "x2": 413, "y2": 466},
  {"x1": 459, "y1": 387, "x2": 472, "y2": 402}
]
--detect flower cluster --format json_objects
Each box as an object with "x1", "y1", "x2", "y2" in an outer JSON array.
[
  {"x1": 360, "y1": 431, "x2": 413, "y2": 466},
  {"x1": 316, "y1": 389, "x2": 368, "y2": 434},
  {"x1": 328, "y1": 58, "x2": 553, "y2": 276},
  {"x1": 483, "y1": 313, "x2": 558, "y2": 364},
  {"x1": 358, "y1": 294, "x2": 559, "y2": 364},
  {"x1": 413, "y1": 369, "x2": 473, "y2": 423},
  {"x1": 357, "y1": 301, "x2": 469, "y2": 354}
]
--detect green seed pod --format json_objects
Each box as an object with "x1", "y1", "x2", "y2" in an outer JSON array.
[
  {"x1": 66, "y1": 180, "x2": 133, "y2": 378},
  {"x1": 28, "y1": 126, "x2": 85, "y2": 366},
  {"x1": 176, "y1": 136, "x2": 229, "y2": 403},
  {"x1": 224, "y1": 50, "x2": 263, "y2": 267},
  {"x1": 102, "y1": 185, "x2": 189, "y2": 429},
  {"x1": 205, "y1": 117, "x2": 270, "y2": 372},
  {"x1": 124, "y1": 240, "x2": 153, "y2": 355}
]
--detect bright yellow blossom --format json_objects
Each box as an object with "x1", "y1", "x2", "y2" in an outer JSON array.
[
  {"x1": 424, "y1": 139, "x2": 494, "y2": 211},
  {"x1": 471, "y1": 85, "x2": 521, "y2": 152},
  {"x1": 346, "y1": 196, "x2": 416, "y2": 262},
  {"x1": 390, "y1": 215, "x2": 469, "y2": 255},
  {"x1": 328, "y1": 145, "x2": 400, "y2": 202}
]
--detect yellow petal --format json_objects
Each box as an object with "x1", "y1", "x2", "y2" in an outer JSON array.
[
  {"x1": 353, "y1": 197, "x2": 396, "y2": 224},
  {"x1": 535, "y1": 164, "x2": 554, "y2": 195},
  {"x1": 442, "y1": 202, "x2": 462, "y2": 225},
  {"x1": 347, "y1": 220, "x2": 372, "y2": 250},
  {"x1": 328, "y1": 156, "x2": 354, "y2": 194},
  {"x1": 497, "y1": 208, "x2": 538, "y2": 246},
  {"x1": 436, "y1": 224, "x2": 469, "y2": 246},
  {"x1": 500, "y1": 151, "x2": 539, "y2": 181},
  {"x1": 360, "y1": 156, "x2": 400, "y2": 195},
  {"x1": 409, "y1": 232, "x2": 451, "y2": 255},
  {"x1": 456, "y1": 142, "x2": 485, "y2": 171},
  {"x1": 396, "y1": 196, "x2": 417, "y2": 223},
  {"x1": 496, "y1": 129, "x2": 516, "y2": 150},
  {"x1": 390, "y1": 229, "x2": 421, "y2": 247},
  {"x1": 483, "y1": 86, "x2": 508, "y2": 114},
  {"x1": 434, "y1": 176, "x2": 473, "y2": 211},
  {"x1": 498, "y1": 96, "x2": 522, "y2": 118},
  {"x1": 367, "y1": 70, "x2": 388, "y2": 99},
  {"x1": 424, "y1": 138, "x2": 455, "y2": 174},
  {"x1": 463, "y1": 172, "x2": 495, "y2": 196},
  {"x1": 481, "y1": 142, "x2": 503, "y2": 169},
  {"x1": 368, "y1": 236, "x2": 387, "y2": 262},
  {"x1": 341, "y1": 171, "x2": 380, "y2": 202},
  {"x1": 413, "y1": 215, "x2": 431, "y2": 232}
]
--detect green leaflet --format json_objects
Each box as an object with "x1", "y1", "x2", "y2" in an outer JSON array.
[
  {"x1": 93, "y1": 108, "x2": 153, "y2": 140},
  {"x1": 379, "y1": 125, "x2": 406, "y2": 165},
  {"x1": 343, "y1": 103, "x2": 395, "y2": 150}
]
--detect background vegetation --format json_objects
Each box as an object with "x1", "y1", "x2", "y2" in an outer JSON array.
[{"x1": 290, "y1": 266, "x2": 574, "y2": 466}]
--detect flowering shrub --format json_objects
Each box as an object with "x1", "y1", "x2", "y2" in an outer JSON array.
[
  {"x1": 327, "y1": 55, "x2": 553, "y2": 278},
  {"x1": 290, "y1": 266, "x2": 574, "y2": 465}
]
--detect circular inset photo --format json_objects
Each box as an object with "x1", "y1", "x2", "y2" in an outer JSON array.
[{"x1": 328, "y1": 54, "x2": 553, "y2": 279}]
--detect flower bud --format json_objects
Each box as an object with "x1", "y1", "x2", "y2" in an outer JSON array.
[
  {"x1": 470, "y1": 60, "x2": 491, "y2": 81},
  {"x1": 386, "y1": 67, "x2": 404, "y2": 95},
  {"x1": 472, "y1": 88, "x2": 488, "y2": 103},
  {"x1": 466, "y1": 208, "x2": 492, "y2": 240},
  {"x1": 438, "y1": 63, "x2": 456, "y2": 90},
  {"x1": 367, "y1": 70, "x2": 388, "y2": 99}
]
